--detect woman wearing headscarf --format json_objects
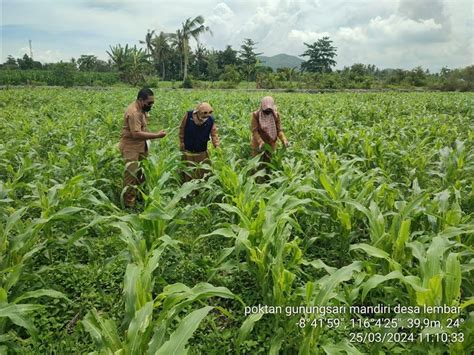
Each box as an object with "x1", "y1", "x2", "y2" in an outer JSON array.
[
  {"x1": 179, "y1": 102, "x2": 220, "y2": 181},
  {"x1": 251, "y1": 96, "x2": 289, "y2": 162}
]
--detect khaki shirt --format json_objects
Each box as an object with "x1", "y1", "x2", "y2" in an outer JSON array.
[{"x1": 119, "y1": 101, "x2": 148, "y2": 153}]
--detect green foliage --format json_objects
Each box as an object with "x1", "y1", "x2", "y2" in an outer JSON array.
[
  {"x1": 107, "y1": 44, "x2": 151, "y2": 85},
  {"x1": 76, "y1": 55, "x2": 111, "y2": 72},
  {"x1": 0, "y1": 69, "x2": 120, "y2": 86},
  {"x1": 16, "y1": 54, "x2": 42, "y2": 70},
  {"x1": 256, "y1": 72, "x2": 278, "y2": 89},
  {"x1": 301, "y1": 36, "x2": 337, "y2": 73},
  {"x1": 239, "y1": 38, "x2": 263, "y2": 82},
  {"x1": 0, "y1": 88, "x2": 472, "y2": 354},
  {"x1": 51, "y1": 62, "x2": 76, "y2": 87},
  {"x1": 182, "y1": 76, "x2": 193, "y2": 88},
  {"x1": 220, "y1": 65, "x2": 241, "y2": 88}
]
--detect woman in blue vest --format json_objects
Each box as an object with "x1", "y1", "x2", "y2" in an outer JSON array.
[{"x1": 179, "y1": 102, "x2": 220, "y2": 181}]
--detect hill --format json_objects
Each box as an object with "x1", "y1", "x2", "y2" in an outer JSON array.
[{"x1": 258, "y1": 53, "x2": 304, "y2": 70}]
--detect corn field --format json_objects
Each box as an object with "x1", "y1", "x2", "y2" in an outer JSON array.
[{"x1": 0, "y1": 87, "x2": 473, "y2": 354}]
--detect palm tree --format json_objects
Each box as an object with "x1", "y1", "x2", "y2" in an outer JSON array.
[
  {"x1": 179, "y1": 16, "x2": 212, "y2": 80},
  {"x1": 194, "y1": 43, "x2": 208, "y2": 79},
  {"x1": 151, "y1": 31, "x2": 172, "y2": 80},
  {"x1": 139, "y1": 29, "x2": 155, "y2": 55},
  {"x1": 277, "y1": 67, "x2": 297, "y2": 81},
  {"x1": 169, "y1": 29, "x2": 184, "y2": 79}
]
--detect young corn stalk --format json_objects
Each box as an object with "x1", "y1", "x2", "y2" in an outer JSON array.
[
  {"x1": 359, "y1": 231, "x2": 472, "y2": 353},
  {"x1": 202, "y1": 173, "x2": 311, "y2": 352},
  {"x1": 82, "y1": 223, "x2": 241, "y2": 354},
  {"x1": 0, "y1": 207, "x2": 67, "y2": 349},
  {"x1": 346, "y1": 192, "x2": 427, "y2": 272},
  {"x1": 308, "y1": 154, "x2": 371, "y2": 265},
  {"x1": 204, "y1": 178, "x2": 309, "y2": 302},
  {"x1": 298, "y1": 262, "x2": 363, "y2": 354}
]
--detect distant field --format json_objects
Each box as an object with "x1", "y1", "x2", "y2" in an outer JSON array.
[{"x1": 1, "y1": 88, "x2": 473, "y2": 353}]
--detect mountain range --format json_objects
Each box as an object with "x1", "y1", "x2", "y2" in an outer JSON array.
[{"x1": 257, "y1": 54, "x2": 304, "y2": 70}]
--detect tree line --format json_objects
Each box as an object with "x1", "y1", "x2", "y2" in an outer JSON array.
[{"x1": 1, "y1": 15, "x2": 472, "y2": 91}]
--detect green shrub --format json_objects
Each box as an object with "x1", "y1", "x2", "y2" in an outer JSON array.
[{"x1": 182, "y1": 76, "x2": 193, "y2": 88}]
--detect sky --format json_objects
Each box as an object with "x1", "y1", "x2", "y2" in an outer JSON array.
[{"x1": 1, "y1": 0, "x2": 473, "y2": 71}]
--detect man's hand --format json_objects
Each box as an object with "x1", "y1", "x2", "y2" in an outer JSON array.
[
  {"x1": 257, "y1": 142, "x2": 265, "y2": 152},
  {"x1": 283, "y1": 140, "x2": 289, "y2": 148},
  {"x1": 156, "y1": 130, "x2": 166, "y2": 138}
]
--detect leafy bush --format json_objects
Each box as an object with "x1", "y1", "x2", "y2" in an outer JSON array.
[
  {"x1": 182, "y1": 76, "x2": 194, "y2": 88},
  {"x1": 220, "y1": 65, "x2": 241, "y2": 88}
]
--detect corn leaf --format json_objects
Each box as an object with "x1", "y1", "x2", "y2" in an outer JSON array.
[
  {"x1": 155, "y1": 306, "x2": 213, "y2": 355},
  {"x1": 237, "y1": 313, "x2": 264, "y2": 351}
]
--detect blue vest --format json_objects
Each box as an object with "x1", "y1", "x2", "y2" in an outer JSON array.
[{"x1": 183, "y1": 111, "x2": 214, "y2": 153}]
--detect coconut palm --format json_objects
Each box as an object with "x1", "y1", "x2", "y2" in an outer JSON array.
[
  {"x1": 193, "y1": 43, "x2": 209, "y2": 79},
  {"x1": 151, "y1": 31, "x2": 172, "y2": 80},
  {"x1": 139, "y1": 29, "x2": 155, "y2": 55},
  {"x1": 169, "y1": 29, "x2": 185, "y2": 79},
  {"x1": 179, "y1": 16, "x2": 212, "y2": 80}
]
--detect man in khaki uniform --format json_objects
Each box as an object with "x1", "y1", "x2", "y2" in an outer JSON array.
[{"x1": 119, "y1": 88, "x2": 166, "y2": 208}]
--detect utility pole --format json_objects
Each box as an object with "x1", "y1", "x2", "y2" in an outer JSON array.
[{"x1": 29, "y1": 40, "x2": 33, "y2": 59}]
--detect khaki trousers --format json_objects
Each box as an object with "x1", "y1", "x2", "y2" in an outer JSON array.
[
  {"x1": 121, "y1": 150, "x2": 148, "y2": 207},
  {"x1": 182, "y1": 151, "x2": 209, "y2": 182}
]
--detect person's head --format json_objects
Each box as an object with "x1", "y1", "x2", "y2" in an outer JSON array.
[
  {"x1": 260, "y1": 96, "x2": 276, "y2": 115},
  {"x1": 195, "y1": 102, "x2": 213, "y2": 120},
  {"x1": 137, "y1": 87, "x2": 154, "y2": 112}
]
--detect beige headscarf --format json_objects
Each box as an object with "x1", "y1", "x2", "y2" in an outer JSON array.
[
  {"x1": 193, "y1": 102, "x2": 213, "y2": 125},
  {"x1": 258, "y1": 96, "x2": 278, "y2": 141}
]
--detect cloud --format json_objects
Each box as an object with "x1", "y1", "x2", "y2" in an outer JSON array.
[
  {"x1": 14, "y1": 44, "x2": 63, "y2": 62},
  {"x1": 398, "y1": 0, "x2": 446, "y2": 23},
  {"x1": 1, "y1": 0, "x2": 472, "y2": 70},
  {"x1": 337, "y1": 27, "x2": 367, "y2": 43},
  {"x1": 36, "y1": 50, "x2": 65, "y2": 63},
  {"x1": 367, "y1": 15, "x2": 445, "y2": 44},
  {"x1": 323, "y1": 0, "x2": 469, "y2": 69},
  {"x1": 208, "y1": 2, "x2": 234, "y2": 25},
  {"x1": 288, "y1": 30, "x2": 331, "y2": 44},
  {"x1": 80, "y1": 0, "x2": 133, "y2": 11}
]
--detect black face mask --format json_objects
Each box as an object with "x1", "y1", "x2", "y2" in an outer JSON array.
[{"x1": 143, "y1": 104, "x2": 152, "y2": 112}]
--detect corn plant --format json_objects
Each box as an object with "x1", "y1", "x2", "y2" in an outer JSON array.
[
  {"x1": 0, "y1": 207, "x2": 67, "y2": 347},
  {"x1": 82, "y1": 227, "x2": 240, "y2": 354},
  {"x1": 1, "y1": 88, "x2": 472, "y2": 353},
  {"x1": 358, "y1": 232, "x2": 472, "y2": 349},
  {"x1": 298, "y1": 261, "x2": 363, "y2": 354},
  {"x1": 203, "y1": 177, "x2": 310, "y2": 303}
]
